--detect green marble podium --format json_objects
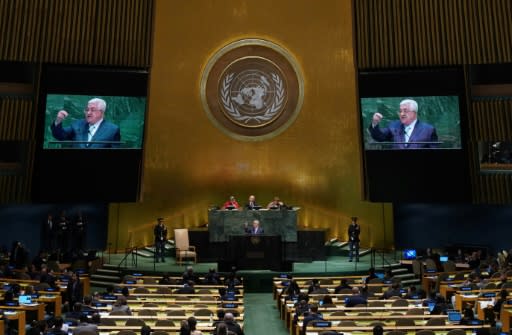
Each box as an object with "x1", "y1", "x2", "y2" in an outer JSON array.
[{"x1": 208, "y1": 208, "x2": 298, "y2": 242}]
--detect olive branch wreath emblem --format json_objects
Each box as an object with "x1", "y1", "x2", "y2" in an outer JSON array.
[{"x1": 220, "y1": 72, "x2": 285, "y2": 124}]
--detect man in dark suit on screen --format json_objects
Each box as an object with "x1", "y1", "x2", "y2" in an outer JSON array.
[
  {"x1": 51, "y1": 98, "x2": 121, "y2": 148},
  {"x1": 368, "y1": 99, "x2": 438, "y2": 149}
]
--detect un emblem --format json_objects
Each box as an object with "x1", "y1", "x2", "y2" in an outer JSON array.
[{"x1": 201, "y1": 39, "x2": 304, "y2": 140}]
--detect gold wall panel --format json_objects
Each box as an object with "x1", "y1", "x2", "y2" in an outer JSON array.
[{"x1": 108, "y1": 0, "x2": 393, "y2": 251}]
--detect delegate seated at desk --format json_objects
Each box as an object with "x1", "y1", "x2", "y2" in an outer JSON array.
[
  {"x1": 244, "y1": 220, "x2": 264, "y2": 235},
  {"x1": 222, "y1": 196, "x2": 240, "y2": 210},
  {"x1": 267, "y1": 196, "x2": 285, "y2": 209},
  {"x1": 245, "y1": 195, "x2": 260, "y2": 210}
]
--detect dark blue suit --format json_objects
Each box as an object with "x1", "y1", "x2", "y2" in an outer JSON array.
[
  {"x1": 345, "y1": 295, "x2": 368, "y2": 307},
  {"x1": 368, "y1": 120, "x2": 438, "y2": 149},
  {"x1": 245, "y1": 227, "x2": 264, "y2": 235},
  {"x1": 51, "y1": 119, "x2": 121, "y2": 148}
]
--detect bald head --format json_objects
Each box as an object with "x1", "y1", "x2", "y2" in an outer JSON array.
[{"x1": 224, "y1": 312, "x2": 235, "y2": 322}]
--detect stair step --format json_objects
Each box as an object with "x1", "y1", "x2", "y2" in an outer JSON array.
[
  {"x1": 90, "y1": 274, "x2": 121, "y2": 281},
  {"x1": 401, "y1": 278, "x2": 421, "y2": 285},
  {"x1": 386, "y1": 262, "x2": 403, "y2": 268},
  {"x1": 393, "y1": 273, "x2": 416, "y2": 279},
  {"x1": 359, "y1": 248, "x2": 372, "y2": 256},
  {"x1": 101, "y1": 264, "x2": 120, "y2": 270},
  {"x1": 90, "y1": 280, "x2": 121, "y2": 288},
  {"x1": 391, "y1": 268, "x2": 409, "y2": 274},
  {"x1": 96, "y1": 268, "x2": 121, "y2": 275},
  {"x1": 135, "y1": 250, "x2": 155, "y2": 258}
]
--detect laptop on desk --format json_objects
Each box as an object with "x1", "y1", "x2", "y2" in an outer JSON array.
[
  {"x1": 19, "y1": 295, "x2": 32, "y2": 304},
  {"x1": 19, "y1": 295, "x2": 37, "y2": 306},
  {"x1": 447, "y1": 310, "x2": 462, "y2": 324}
]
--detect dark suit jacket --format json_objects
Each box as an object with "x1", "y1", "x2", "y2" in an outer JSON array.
[
  {"x1": 348, "y1": 223, "x2": 360, "y2": 243},
  {"x1": 302, "y1": 313, "x2": 324, "y2": 335},
  {"x1": 368, "y1": 119, "x2": 438, "y2": 149},
  {"x1": 51, "y1": 119, "x2": 121, "y2": 148},
  {"x1": 245, "y1": 227, "x2": 264, "y2": 235},
  {"x1": 345, "y1": 295, "x2": 367, "y2": 307},
  {"x1": 65, "y1": 280, "x2": 83, "y2": 305},
  {"x1": 245, "y1": 202, "x2": 260, "y2": 210},
  {"x1": 174, "y1": 286, "x2": 195, "y2": 294}
]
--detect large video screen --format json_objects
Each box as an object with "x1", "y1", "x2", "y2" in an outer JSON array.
[
  {"x1": 32, "y1": 65, "x2": 148, "y2": 202},
  {"x1": 361, "y1": 96, "x2": 461, "y2": 150},
  {"x1": 43, "y1": 94, "x2": 146, "y2": 149},
  {"x1": 358, "y1": 68, "x2": 471, "y2": 202}
]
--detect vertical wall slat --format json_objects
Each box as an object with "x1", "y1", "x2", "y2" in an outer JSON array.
[
  {"x1": 0, "y1": 0, "x2": 153, "y2": 66},
  {"x1": 355, "y1": 0, "x2": 512, "y2": 68}
]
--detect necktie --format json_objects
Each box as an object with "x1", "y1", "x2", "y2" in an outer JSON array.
[
  {"x1": 88, "y1": 125, "x2": 94, "y2": 141},
  {"x1": 404, "y1": 126, "x2": 411, "y2": 142},
  {"x1": 400, "y1": 125, "x2": 406, "y2": 142}
]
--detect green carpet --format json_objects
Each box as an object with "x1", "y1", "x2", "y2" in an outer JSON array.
[{"x1": 243, "y1": 293, "x2": 288, "y2": 335}]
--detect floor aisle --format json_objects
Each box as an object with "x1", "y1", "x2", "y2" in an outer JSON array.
[{"x1": 243, "y1": 293, "x2": 288, "y2": 335}]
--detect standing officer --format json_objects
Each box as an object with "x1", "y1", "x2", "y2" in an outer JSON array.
[
  {"x1": 348, "y1": 217, "x2": 360, "y2": 262},
  {"x1": 154, "y1": 218, "x2": 167, "y2": 263}
]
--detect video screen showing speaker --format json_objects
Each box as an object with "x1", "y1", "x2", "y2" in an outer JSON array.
[
  {"x1": 358, "y1": 68, "x2": 471, "y2": 202},
  {"x1": 43, "y1": 94, "x2": 146, "y2": 149},
  {"x1": 33, "y1": 65, "x2": 148, "y2": 202},
  {"x1": 361, "y1": 95, "x2": 461, "y2": 150}
]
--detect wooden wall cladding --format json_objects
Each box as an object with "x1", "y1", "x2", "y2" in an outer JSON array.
[{"x1": 0, "y1": 0, "x2": 154, "y2": 66}]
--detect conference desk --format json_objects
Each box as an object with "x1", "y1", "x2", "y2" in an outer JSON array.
[
  {"x1": 0, "y1": 310, "x2": 25, "y2": 335},
  {"x1": 502, "y1": 305, "x2": 512, "y2": 332},
  {"x1": 0, "y1": 303, "x2": 45, "y2": 324},
  {"x1": 303, "y1": 325, "x2": 483, "y2": 335},
  {"x1": 208, "y1": 208, "x2": 299, "y2": 242}
]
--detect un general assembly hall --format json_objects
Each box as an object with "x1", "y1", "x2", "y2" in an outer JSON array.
[{"x1": 1, "y1": 1, "x2": 512, "y2": 335}]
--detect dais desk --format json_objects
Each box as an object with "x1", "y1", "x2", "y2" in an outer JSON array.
[{"x1": 208, "y1": 208, "x2": 299, "y2": 242}]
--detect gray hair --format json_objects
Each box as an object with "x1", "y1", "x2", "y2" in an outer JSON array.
[
  {"x1": 88, "y1": 98, "x2": 107, "y2": 112},
  {"x1": 399, "y1": 99, "x2": 418, "y2": 113}
]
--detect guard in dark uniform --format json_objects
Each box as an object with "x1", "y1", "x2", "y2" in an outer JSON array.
[
  {"x1": 348, "y1": 216, "x2": 360, "y2": 262},
  {"x1": 154, "y1": 218, "x2": 167, "y2": 263}
]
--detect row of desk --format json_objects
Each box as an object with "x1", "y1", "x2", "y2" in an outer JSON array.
[{"x1": 273, "y1": 275, "x2": 491, "y2": 335}]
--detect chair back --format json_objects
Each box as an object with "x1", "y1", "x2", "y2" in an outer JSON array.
[
  {"x1": 443, "y1": 260, "x2": 457, "y2": 272},
  {"x1": 154, "y1": 320, "x2": 174, "y2": 327},
  {"x1": 395, "y1": 318, "x2": 416, "y2": 326},
  {"x1": 100, "y1": 319, "x2": 117, "y2": 326},
  {"x1": 125, "y1": 319, "x2": 145, "y2": 326},
  {"x1": 446, "y1": 329, "x2": 466, "y2": 335},
  {"x1": 391, "y1": 299, "x2": 409, "y2": 307},
  {"x1": 152, "y1": 332, "x2": 169, "y2": 335},
  {"x1": 412, "y1": 260, "x2": 423, "y2": 277},
  {"x1": 174, "y1": 228, "x2": 190, "y2": 249},
  {"x1": 425, "y1": 318, "x2": 445, "y2": 326},
  {"x1": 425, "y1": 258, "x2": 437, "y2": 271}
]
